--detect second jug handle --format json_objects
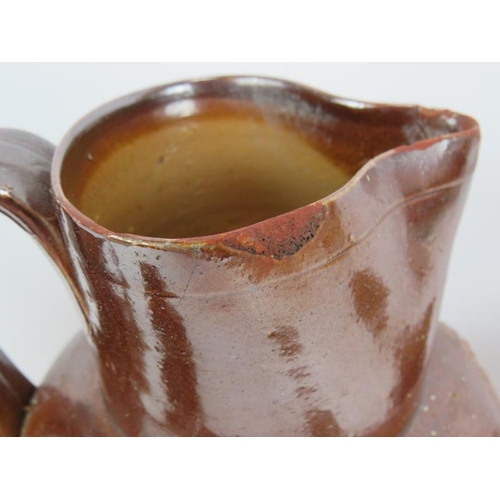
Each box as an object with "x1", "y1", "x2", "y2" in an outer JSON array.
[{"x1": 0, "y1": 128, "x2": 86, "y2": 436}]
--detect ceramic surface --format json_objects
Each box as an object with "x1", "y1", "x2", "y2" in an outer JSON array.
[
  {"x1": 21, "y1": 325, "x2": 500, "y2": 437},
  {"x1": 0, "y1": 76, "x2": 497, "y2": 436}
]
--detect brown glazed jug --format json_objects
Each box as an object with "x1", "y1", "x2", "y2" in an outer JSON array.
[{"x1": 1, "y1": 76, "x2": 499, "y2": 437}]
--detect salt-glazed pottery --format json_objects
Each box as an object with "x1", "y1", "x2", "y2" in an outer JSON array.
[{"x1": 1, "y1": 76, "x2": 499, "y2": 437}]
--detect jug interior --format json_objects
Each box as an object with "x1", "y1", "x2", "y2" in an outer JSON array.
[{"x1": 61, "y1": 92, "x2": 453, "y2": 239}]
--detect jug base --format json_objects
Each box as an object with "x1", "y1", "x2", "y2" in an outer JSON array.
[{"x1": 21, "y1": 324, "x2": 500, "y2": 437}]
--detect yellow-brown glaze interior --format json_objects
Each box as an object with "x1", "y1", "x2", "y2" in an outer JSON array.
[
  {"x1": 63, "y1": 98, "x2": 351, "y2": 238},
  {"x1": 61, "y1": 95, "x2": 460, "y2": 239}
]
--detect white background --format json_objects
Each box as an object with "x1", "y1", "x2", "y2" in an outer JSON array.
[{"x1": 0, "y1": 63, "x2": 498, "y2": 394}]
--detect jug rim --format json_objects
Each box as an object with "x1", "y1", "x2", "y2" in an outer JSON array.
[{"x1": 52, "y1": 75, "x2": 480, "y2": 251}]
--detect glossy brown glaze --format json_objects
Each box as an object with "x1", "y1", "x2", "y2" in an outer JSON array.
[
  {"x1": 0, "y1": 129, "x2": 83, "y2": 302},
  {"x1": 21, "y1": 335, "x2": 119, "y2": 437},
  {"x1": 0, "y1": 350, "x2": 34, "y2": 436},
  {"x1": 0, "y1": 129, "x2": 84, "y2": 435},
  {"x1": 1, "y1": 76, "x2": 497, "y2": 436},
  {"x1": 22, "y1": 325, "x2": 500, "y2": 437},
  {"x1": 404, "y1": 325, "x2": 500, "y2": 436}
]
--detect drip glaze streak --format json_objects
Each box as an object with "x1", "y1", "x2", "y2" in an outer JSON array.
[
  {"x1": 390, "y1": 302, "x2": 435, "y2": 406},
  {"x1": 268, "y1": 326, "x2": 343, "y2": 436},
  {"x1": 1, "y1": 77, "x2": 498, "y2": 436},
  {"x1": 140, "y1": 263, "x2": 215, "y2": 436},
  {"x1": 82, "y1": 236, "x2": 149, "y2": 436},
  {"x1": 350, "y1": 269, "x2": 389, "y2": 338}
]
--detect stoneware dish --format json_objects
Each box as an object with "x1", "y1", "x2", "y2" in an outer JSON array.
[{"x1": 0, "y1": 76, "x2": 499, "y2": 436}]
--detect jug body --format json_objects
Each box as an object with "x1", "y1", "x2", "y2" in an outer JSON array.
[{"x1": 0, "y1": 77, "x2": 482, "y2": 436}]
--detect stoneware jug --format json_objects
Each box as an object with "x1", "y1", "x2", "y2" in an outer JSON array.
[{"x1": 1, "y1": 76, "x2": 499, "y2": 437}]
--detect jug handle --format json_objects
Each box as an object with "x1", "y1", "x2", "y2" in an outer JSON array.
[{"x1": 0, "y1": 129, "x2": 84, "y2": 436}]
